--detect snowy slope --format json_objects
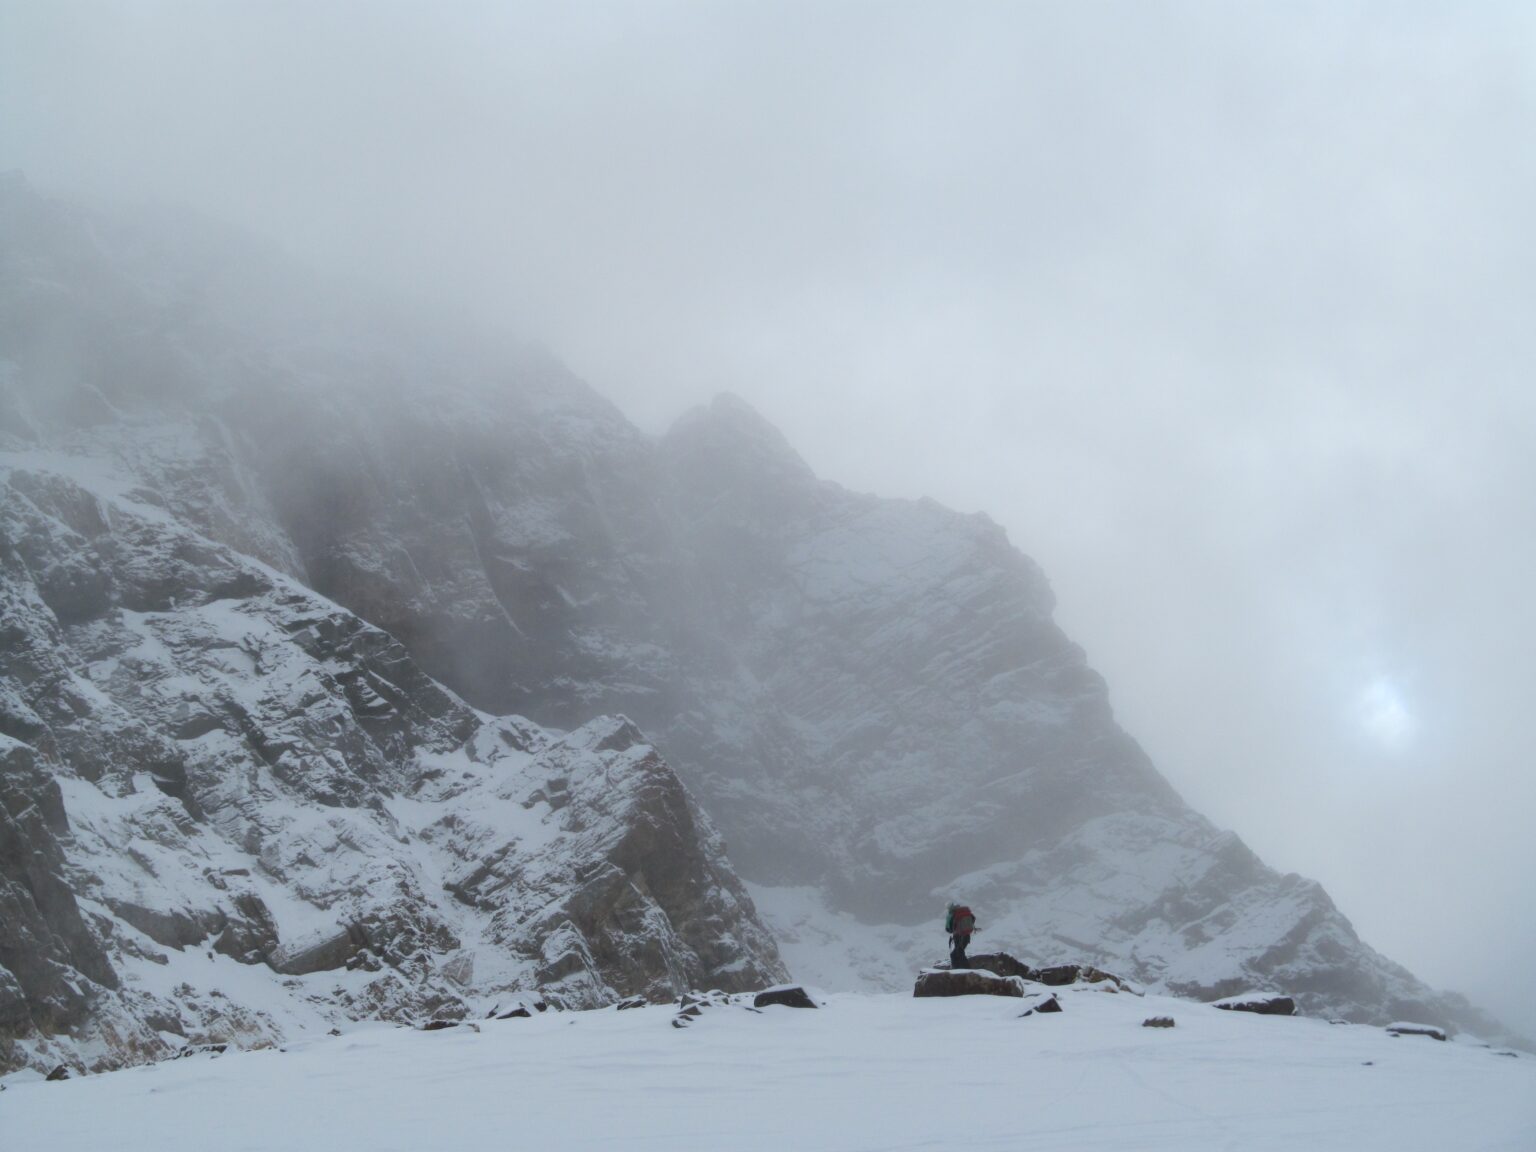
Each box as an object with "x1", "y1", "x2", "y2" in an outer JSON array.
[{"x1": 3, "y1": 988, "x2": 1532, "y2": 1152}]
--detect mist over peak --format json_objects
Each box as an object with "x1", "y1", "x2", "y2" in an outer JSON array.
[{"x1": 664, "y1": 391, "x2": 817, "y2": 486}]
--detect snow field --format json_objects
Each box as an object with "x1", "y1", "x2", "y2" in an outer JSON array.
[{"x1": 4, "y1": 988, "x2": 1532, "y2": 1152}]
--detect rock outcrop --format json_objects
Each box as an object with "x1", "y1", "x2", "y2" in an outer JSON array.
[
  {"x1": 1386, "y1": 1022, "x2": 1447, "y2": 1041},
  {"x1": 963, "y1": 953, "x2": 1040, "y2": 982},
  {"x1": 914, "y1": 969, "x2": 1026, "y2": 999},
  {"x1": 0, "y1": 456, "x2": 784, "y2": 1073},
  {"x1": 1213, "y1": 994, "x2": 1299, "y2": 1017},
  {"x1": 753, "y1": 985, "x2": 819, "y2": 1010},
  {"x1": 0, "y1": 738, "x2": 118, "y2": 1060}
]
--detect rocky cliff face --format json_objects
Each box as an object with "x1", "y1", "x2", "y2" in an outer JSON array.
[
  {"x1": 0, "y1": 175, "x2": 1518, "y2": 1066},
  {"x1": 0, "y1": 448, "x2": 784, "y2": 1074}
]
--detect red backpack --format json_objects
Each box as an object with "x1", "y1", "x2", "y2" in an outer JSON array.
[{"x1": 950, "y1": 906, "x2": 975, "y2": 936}]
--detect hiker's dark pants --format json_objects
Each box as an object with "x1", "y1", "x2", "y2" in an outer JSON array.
[{"x1": 950, "y1": 934, "x2": 971, "y2": 969}]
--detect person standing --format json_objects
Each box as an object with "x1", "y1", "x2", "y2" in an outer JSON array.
[{"x1": 946, "y1": 901, "x2": 976, "y2": 968}]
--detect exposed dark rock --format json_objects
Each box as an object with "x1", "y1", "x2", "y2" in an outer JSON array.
[
  {"x1": 1031, "y1": 963, "x2": 1133, "y2": 991},
  {"x1": 1213, "y1": 994, "x2": 1298, "y2": 1017},
  {"x1": 419, "y1": 1020, "x2": 460, "y2": 1032},
  {"x1": 174, "y1": 1043, "x2": 228, "y2": 1058},
  {"x1": 914, "y1": 969, "x2": 1025, "y2": 999},
  {"x1": 964, "y1": 953, "x2": 1040, "y2": 982},
  {"x1": 107, "y1": 902, "x2": 220, "y2": 951},
  {"x1": 210, "y1": 893, "x2": 280, "y2": 965},
  {"x1": 0, "y1": 737, "x2": 119, "y2": 1044},
  {"x1": 1386, "y1": 1022, "x2": 1447, "y2": 1041},
  {"x1": 470, "y1": 720, "x2": 787, "y2": 1008},
  {"x1": 270, "y1": 927, "x2": 367, "y2": 977},
  {"x1": 1019, "y1": 993, "x2": 1062, "y2": 1016},
  {"x1": 497, "y1": 1008, "x2": 532, "y2": 1020},
  {"x1": 616, "y1": 996, "x2": 647, "y2": 1010},
  {"x1": 45, "y1": 1064, "x2": 70, "y2": 1081},
  {"x1": 1037, "y1": 965, "x2": 1083, "y2": 986},
  {"x1": 753, "y1": 985, "x2": 819, "y2": 1010},
  {"x1": 1143, "y1": 1016, "x2": 1176, "y2": 1028}
]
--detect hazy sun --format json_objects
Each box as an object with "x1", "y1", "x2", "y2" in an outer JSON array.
[{"x1": 1358, "y1": 677, "x2": 1415, "y2": 750}]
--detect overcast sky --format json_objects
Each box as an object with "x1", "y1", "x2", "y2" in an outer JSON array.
[{"x1": 4, "y1": 1, "x2": 1534, "y2": 1037}]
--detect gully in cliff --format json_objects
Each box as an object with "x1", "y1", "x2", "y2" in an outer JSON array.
[{"x1": 945, "y1": 901, "x2": 978, "y2": 968}]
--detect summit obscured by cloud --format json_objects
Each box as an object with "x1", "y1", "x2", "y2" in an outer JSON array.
[{"x1": 3, "y1": 1, "x2": 1533, "y2": 1036}]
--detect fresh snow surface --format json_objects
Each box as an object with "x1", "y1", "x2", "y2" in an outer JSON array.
[{"x1": 4, "y1": 989, "x2": 1532, "y2": 1152}]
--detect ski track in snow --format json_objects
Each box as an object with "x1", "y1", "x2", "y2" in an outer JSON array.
[{"x1": 3, "y1": 989, "x2": 1532, "y2": 1152}]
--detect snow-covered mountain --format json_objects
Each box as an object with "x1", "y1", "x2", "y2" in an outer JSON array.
[{"x1": 0, "y1": 174, "x2": 1517, "y2": 1072}]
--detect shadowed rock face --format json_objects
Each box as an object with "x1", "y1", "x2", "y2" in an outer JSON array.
[
  {"x1": 0, "y1": 177, "x2": 1522, "y2": 1051},
  {"x1": 0, "y1": 738, "x2": 117, "y2": 1059}
]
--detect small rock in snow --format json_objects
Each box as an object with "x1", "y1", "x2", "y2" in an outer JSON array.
[
  {"x1": 1386, "y1": 1022, "x2": 1446, "y2": 1041},
  {"x1": 1212, "y1": 994, "x2": 1297, "y2": 1017},
  {"x1": 754, "y1": 985, "x2": 819, "y2": 1009}
]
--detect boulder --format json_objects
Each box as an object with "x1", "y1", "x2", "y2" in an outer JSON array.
[
  {"x1": 269, "y1": 928, "x2": 362, "y2": 977},
  {"x1": 1143, "y1": 1016, "x2": 1176, "y2": 1028},
  {"x1": 754, "y1": 985, "x2": 818, "y2": 1009},
  {"x1": 963, "y1": 952, "x2": 1039, "y2": 981},
  {"x1": 1386, "y1": 1022, "x2": 1447, "y2": 1041},
  {"x1": 1034, "y1": 963, "x2": 1133, "y2": 990},
  {"x1": 1212, "y1": 993, "x2": 1298, "y2": 1017},
  {"x1": 1019, "y1": 993, "x2": 1062, "y2": 1016},
  {"x1": 1036, "y1": 964, "x2": 1082, "y2": 986},
  {"x1": 914, "y1": 969, "x2": 1025, "y2": 999},
  {"x1": 1078, "y1": 966, "x2": 1135, "y2": 992}
]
